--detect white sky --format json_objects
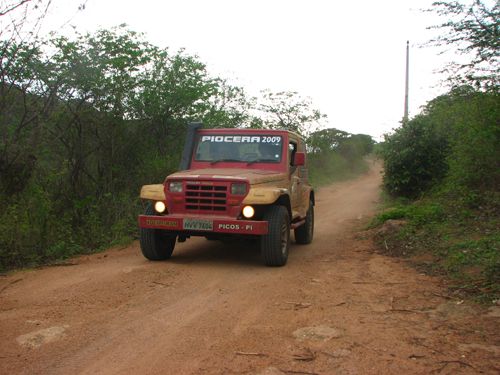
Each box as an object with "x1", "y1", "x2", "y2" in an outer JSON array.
[{"x1": 42, "y1": 0, "x2": 452, "y2": 139}]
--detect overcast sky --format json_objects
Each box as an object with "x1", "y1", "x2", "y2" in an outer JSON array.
[{"x1": 42, "y1": 0, "x2": 452, "y2": 139}]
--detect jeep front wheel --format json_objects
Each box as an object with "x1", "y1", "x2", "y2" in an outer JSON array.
[
  {"x1": 140, "y1": 205, "x2": 176, "y2": 260},
  {"x1": 261, "y1": 206, "x2": 290, "y2": 267}
]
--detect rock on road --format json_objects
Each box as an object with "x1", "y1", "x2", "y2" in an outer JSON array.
[{"x1": 1, "y1": 163, "x2": 498, "y2": 374}]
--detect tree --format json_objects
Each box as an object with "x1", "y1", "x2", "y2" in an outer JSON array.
[
  {"x1": 134, "y1": 47, "x2": 218, "y2": 156},
  {"x1": 41, "y1": 27, "x2": 152, "y2": 198},
  {"x1": 0, "y1": 0, "x2": 52, "y2": 41},
  {"x1": 307, "y1": 128, "x2": 350, "y2": 154},
  {"x1": 338, "y1": 133, "x2": 375, "y2": 161},
  {"x1": 0, "y1": 40, "x2": 51, "y2": 195},
  {"x1": 382, "y1": 86, "x2": 499, "y2": 198},
  {"x1": 423, "y1": 86, "x2": 499, "y2": 192},
  {"x1": 200, "y1": 79, "x2": 252, "y2": 129},
  {"x1": 427, "y1": 0, "x2": 499, "y2": 89},
  {"x1": 0, "y1": 1, "x2": 87, "y2": 196},
  {"x1": 255, "y1": 90, "x2": 326, "y2": 136},
  {"x1": 382, "y1": 115, "x2": 449, "y2": 197}
]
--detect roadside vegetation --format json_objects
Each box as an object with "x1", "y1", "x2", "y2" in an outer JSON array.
[
  {"x1": 375, "y1": 1, "x2": 499, "y2": 302},
  {"x1": 0, "y1": 7, "x2": 373, "y2": 271},
  {"x1": 307, "y1": 129, "x2": 373, "y2": 186}
]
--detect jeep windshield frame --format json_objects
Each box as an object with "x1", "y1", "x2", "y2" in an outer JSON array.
[{"x1": 193, "y1": 133, "x2": 284, "y2": 165}]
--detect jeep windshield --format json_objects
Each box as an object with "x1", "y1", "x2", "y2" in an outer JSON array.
[{"x1": 194, "y1": 134, "x2": 283, "y2": 163}]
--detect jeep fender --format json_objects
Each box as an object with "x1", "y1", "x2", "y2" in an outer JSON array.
[
  {"x1": 243, "y1": 187, "x2": 292, "y2": 219},
  {"x1": 242, "y1": 187, "x2": 287, "y2": 205},
  {"x1": 140, "y1": 184, "x2": 166, "y2": 201}
]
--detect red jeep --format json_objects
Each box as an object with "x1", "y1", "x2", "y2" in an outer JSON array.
[{"x1": 138, "y1": 124, "x2": 314, "y2": 266}]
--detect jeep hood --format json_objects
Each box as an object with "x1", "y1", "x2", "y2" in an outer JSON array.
[{"x1": 167, "y1": 168, "x2": 287, "y2": 185}]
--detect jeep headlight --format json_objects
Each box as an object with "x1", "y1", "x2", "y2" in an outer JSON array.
[
  {"x1": 154, "y1": 201, "x2": 166, "y2": 214},
  {"x1": 169, "y1": 181, "x2": 183, "y2": 193},
  {"x1": 242, "y1": 205, "x2": 255, "y2": 218},
  {"x1": 231, "y1": 183, "x2": 247, "y2": 195}
]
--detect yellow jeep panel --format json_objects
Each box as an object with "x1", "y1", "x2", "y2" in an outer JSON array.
[
  {"x1": 140, "y1": 184, "x2": 165, "y2": 201},
  {"x1": 242, "y1": 187, "x2": 284, "y2": 205}
]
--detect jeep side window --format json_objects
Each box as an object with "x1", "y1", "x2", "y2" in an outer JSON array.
[
  {"x1": 297, "y1": 141, "x2": 306, "y2": 178},
  {"x1": 289, "y1": 141, "x2": 297, "y2": 172}
]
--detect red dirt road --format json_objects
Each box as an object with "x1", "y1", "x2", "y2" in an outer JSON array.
[{"x1": 1, "y1": 164, "x2": 498, "y2": 375}]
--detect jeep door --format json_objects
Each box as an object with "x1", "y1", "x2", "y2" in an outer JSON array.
[{"x1": 288, "y1": 136, "x2": 302, "y2": 218}]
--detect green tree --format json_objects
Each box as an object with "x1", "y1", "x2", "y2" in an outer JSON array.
[
  {"x1": 43, "y1": 27, "x2": 151, "y2": 198},
  {"x1": 307, "y1": 128, "x2": 350, "y2": 154},
  {"x1": 424, "y1": 86, "x2": 499, "y2": 194},
  {"x1": 0, "y1": 40, "x2": 51, "y2": 195},
  {"x1": 200, "y1": 79, "x2": 252, "y2": 129},
  {"x1": 382, "y1": 86, "x2": 499, "y2": 199},
  {"x1": 255, "y1": 90, "x2": 326, "y2": 136},
  {"x1": 338, "y1": 134, "x2": 375, "y2": 161},
  {"x1": 381, "y1": 115, "x2": 449, "y2": 197},
  {"x1": 134, "y1": 47, "x2": 217, "y2": 156},
  {"x1": 427, "y1": 0, "x2": 499, "y2": 89}
]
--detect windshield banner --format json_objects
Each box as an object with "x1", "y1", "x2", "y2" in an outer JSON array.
[{"x1": 200, "y1": 135, "x2": 282, "y2": 144}]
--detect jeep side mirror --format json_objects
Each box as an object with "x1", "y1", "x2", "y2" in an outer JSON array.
[{"x1": 293, "y1": 152, "x2": 305, "y2": 166}]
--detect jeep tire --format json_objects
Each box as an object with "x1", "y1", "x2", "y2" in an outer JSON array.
[
  {"x1": 140, "y1": 204, "x2": 176, "y2": 260},
  {"x1": 261, "y1": 206, "x2": 290, "y2": 267},
  {"x1": 295, "y1": 199, "x2": 314, "y2": 244}
]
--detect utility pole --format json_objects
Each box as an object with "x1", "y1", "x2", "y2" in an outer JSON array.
[{"x1": 403, "y1": 40, "x2": 410, "y2": 124}]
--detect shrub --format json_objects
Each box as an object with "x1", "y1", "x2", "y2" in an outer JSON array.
[
  {"x1": 382, "y1": 87, "x2": 499, "y2": 201},
  {"x1": 381, "y1": 115, "x2": 449, "y2": 197}
]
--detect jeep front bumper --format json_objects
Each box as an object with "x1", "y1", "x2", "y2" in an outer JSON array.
[{"x1": 138, "y1": 214, "x2": 268, "y2": 235}]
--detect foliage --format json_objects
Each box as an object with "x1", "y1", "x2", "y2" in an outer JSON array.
[
  {"x1": 0, "y1": 25, "x2": 345, "y2": 271},
  {"x1": 381, "y1": 86, "x2": 499, "y2": 199},
  {"x1": 372, "y1": 1, "x2": 500, "y2": 302},
  {"x1": 380, "y1": 115, "x2": 449, "y2": 197},
  {"x1": 307, "y1": 128, "x2": 350, "y2": 154},
  {"x1": 423, "y1": 87, "x2": 500, "y2": 200},
  {"x1": 307, "y1": 128, "x2": 374, "y2": 157},
  {"x1": 306, "y1": 127, "x2": 373, "y2": 187},
  {"x1": 254, "y1": 90, "x2": 326, "y2": 136},
  {"x1": 372, "y1": 196, "x2": 499, "y2": 301},
  {"x1": 0, "y1": 26, "x2": 252, "y2": 270},
  {"x1": 338, "y1": 134, "x2": 375, "y2": 161},
  {"x1": 377, "y1": 89, "x2": 499, "y2": 303},
  {"x1": 308, "y1": 152, "x2": 369, "y2": 187},
  {"x1": 426, "y1": 0, "x2": 499, "y2": 89},
  {"x1": 201, "y1": 80, "x2": 253, "y2": 129},
  {"x1": 371, "y1": 202, "x2": 445, "y2": 227}
]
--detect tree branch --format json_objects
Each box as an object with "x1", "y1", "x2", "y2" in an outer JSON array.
[{"x1": 0, "y1": 0, "x2": 32, "y2": 17}]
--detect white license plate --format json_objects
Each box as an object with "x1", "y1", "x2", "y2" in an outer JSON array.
[{"x1": 183, "y1": 218, "x2": 213, "y2": 231}]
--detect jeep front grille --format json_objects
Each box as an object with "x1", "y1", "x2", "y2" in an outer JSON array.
[{"x1": 185, "y1": 182, "x2": 228, "y2": 213}]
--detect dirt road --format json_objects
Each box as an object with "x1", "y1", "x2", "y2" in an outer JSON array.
[{"x1": 1, "y1": 164, "x2": 498, "y2": 375}]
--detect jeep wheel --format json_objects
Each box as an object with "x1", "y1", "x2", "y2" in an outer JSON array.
[
  {"x1": 261, "y1": 206, "x2": 290, "y2": 267},
  {"x1": 295, "y1": 199, "x2": 314, "y2": 244},
  {"x1": 140, "y1": 204, "x2": 176, "y2": 260}
]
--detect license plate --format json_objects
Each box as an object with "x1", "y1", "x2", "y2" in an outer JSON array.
[{"x1": 183, "y1": 218, "x2": 213, "y2": 231}]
